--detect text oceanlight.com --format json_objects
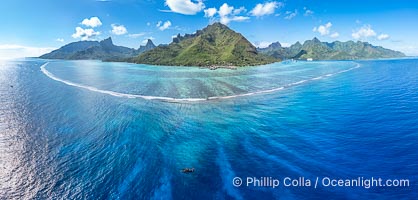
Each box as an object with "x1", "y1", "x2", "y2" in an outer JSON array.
[{"x1": 232, "y1": 177, "x2": 410, "y2": 189}]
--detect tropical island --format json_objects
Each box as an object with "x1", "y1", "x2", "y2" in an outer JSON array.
[{"x1": 40, "y1": 22, "x2": 405, "y2": 67}]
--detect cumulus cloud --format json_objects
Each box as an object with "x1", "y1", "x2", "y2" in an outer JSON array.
[
  {"x1": 0, "y1": 44, "x2": 55, "y2": 59},
  {"x1": 205, "y1": 3, "x2": 249, "y2": 25},
  {"x1": 313, "y1": 22, "x2": 339, "y2": 38},
  {"x1": 165, "y1": 0, "x2": 205, "y2": 15},
  {"x1": 72, "y1": 27, "x2": 100, "y2": 40},
  {"x1": 81, "y1": 17, "x2": 102, "y2": 28},
  {"x1": 284, "y1": 10, "x2": 298, "y2": 20},
  {"x1": 219, "y1": 3, "x2": 233, "y2": 17},
  {"x1": 111, "y1": 24, "x2": 128, "y2": 35},
  {"x1": 233, "y1": 7, "x2": 247, "y2": 15},
  {"x1": 330, "y1": 32, "x2": 340, "y2": 38},
  {"x1": 251, "y1": 2, "x2": 282, "y2": 17},
  {"x1": 281, "y1": 43, "x2": 291, "y2": 47},
  {"x1": 352, "y1": 25, "x2": 376, "y2": 40},
  {"x1": 313, "y1": 22, "x2": 332, "y2": 36},
  {"x1": 156, "y1": 20, "x2": 172, "y2": 31},
  {"x1": 204, "y1": 8, "x2": 217, "y2": 17},
  {"x1": 377, "y1": 33, "x2": 390, "y2": 40},
  {"x1": 220, "y1": 16, "x2": 250, "y2": 24},
  {"x1": 128, "y1": 33, "x2": 146, "y2": 38},
  {"x1": 303, "y1": 7, "x2": 314, "y2": 16},
  {"x1": 55, "y1": 38, "x2": 64, "y2": 42}
]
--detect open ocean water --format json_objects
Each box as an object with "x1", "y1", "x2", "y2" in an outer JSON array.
[{"x1": 0, "y1": 58, "x2": 417, "y2": 199}]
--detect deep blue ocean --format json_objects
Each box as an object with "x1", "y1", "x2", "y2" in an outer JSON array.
[{"x1": 0, "y1": 58, "x2": 417, "y2": 199}]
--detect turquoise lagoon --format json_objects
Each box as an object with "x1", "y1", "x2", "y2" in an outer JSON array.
[{"x1": 0, "y1": 58, "x2": 417, "y2": 199}]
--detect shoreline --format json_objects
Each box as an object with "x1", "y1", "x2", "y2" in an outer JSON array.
[{"x1": 204, "y1": 65, "x2": 238, "y2": 70}]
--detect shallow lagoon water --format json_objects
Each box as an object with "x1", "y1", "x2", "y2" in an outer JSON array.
[{"x1": 0, "y1": 58, "x2": 417, "y2": 199}]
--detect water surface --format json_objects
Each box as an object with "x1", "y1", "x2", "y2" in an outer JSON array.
[{"x1": 0, "y1": 58, "x2": 417, "y2": 199}]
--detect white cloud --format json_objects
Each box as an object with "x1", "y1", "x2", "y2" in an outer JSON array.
[
  {"x1": 221, "y1": 16, "x2": 250, "y2": 24},
  {"x1": 111, "y1": 24, "x2": 128, "y2": 35},
  {"x1": 392, "y1": 45, "x2": 418, "y2": 56},
  {"x1": 147, "y1": 22, "x2": 151, "y2": 26},
  {"x1": 156, "y1": 20, "x2": 171, "y2": 31},
  {"x1": 313, "y1": 22, "x2": 339, "y2": 38},
  {"x1": 204, "y1": 8, "x2": 217, "y2": 17},
  {"x1": 313, "y1": 22, "x2": 332, "y2": 35},
  {"x1": 254, "y1": 41, "x2": 272, "y2": 48},
  {"x1": 219, "y1": 3, "x2": 233, "y2": 17},
  {"x1": 165, "y1": 0, "x2": 205, "y2": 15},
  {"x1": 0, "y1": 44, "x2": 55, "y2": 59},
  {"x1": 377, "y1": 33, "x2": 390, "y2": 40},
  {"x1": 304, "y1": 9, "x2": 314, "y2": 16},
  {"x1": 128, "y1": 33, "x2": 146, "y2": 38},
  {"x1": 55, "y1": 38, "x2": 64, "y2": 42},
  {"x1": 281, "y1": 42, "x2": 291, "y2": 47},
  {"x1": 233, "y1": 7, "x2": 247, "y2": 15},
  {"x1": 81, "y1": 17, "x2": 102, "y2": 28},
  {"x1": 231, "y1": 16, "x2": 250, "y2": 22},
  {"x1": 352, "y1": 25, "x2": 376, "y2": 40},
  {"x1": 330, "y1": 32, "x2": 340, "y2": 38},
  {"x1": 207, "y1": 3, "x2": 249, "y2": 25},
  {"x1": 72, "y1": 27, "x2": 100, "y2": 40},
  {"x1": 284, "y1": 10, "x2": 298, "y2": 20},
  {"x1": 251, "y1": 2, "x2": 282, "y2": 17}
]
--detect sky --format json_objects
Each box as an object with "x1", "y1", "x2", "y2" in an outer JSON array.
[{"x1": 1, "y1": 0, "x2": 418, "y2": 59}]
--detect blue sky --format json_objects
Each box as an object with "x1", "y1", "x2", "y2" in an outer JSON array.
[{"x1": 1, "y1": 0, "x2": 418, "y2": 59}]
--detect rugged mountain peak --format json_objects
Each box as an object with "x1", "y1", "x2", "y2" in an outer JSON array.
[
  {"x1": 100, "y1": 37, "x2": 114, "y2": 48},
  {"x1": 131, "y1": 23, "x2": 274, "y2": 66},
  {"x1": 294, "y1": 41, "x2": 302, "y2": 46},
  {"x1": 269, "y1": 42, "x2": 282, "y2": 49},
  {"x1": 145, "y1": 39, "x2": 155, "y2": 48},
  {"x1": 137, "y1": 39, "x2": 156, "y2": 53},
  {"x1": 312, "y1": 37, "x2": 321, "y2": 43}
]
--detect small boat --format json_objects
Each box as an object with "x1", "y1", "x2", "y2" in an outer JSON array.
[{"x1": 181, "y1": 168, "x2": 195, "y2": 173}]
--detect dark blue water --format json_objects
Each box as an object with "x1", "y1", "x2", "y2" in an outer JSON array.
[{"x1": 0, "y1": 58, "x2": 417, "y2": 199}]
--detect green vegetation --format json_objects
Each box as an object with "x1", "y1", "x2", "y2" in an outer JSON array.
[
  {"x1": 41, "y1": 23, "x2": 405, "y2": 66},
  {"x1": 258, "y1": 37, "x2": 405, "y2": 60},
  {"x1": 129, "y1": 22, "x2": 276, "y2": 67},
  {"x1": 40, "y1": 37, "x2": 156, "y2": 61}
]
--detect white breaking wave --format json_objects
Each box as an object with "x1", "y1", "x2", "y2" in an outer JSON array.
[{"x1": 40, "y1": 62, "x2": 360, "y2": 103}]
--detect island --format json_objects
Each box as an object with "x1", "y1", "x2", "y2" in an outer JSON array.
[{"x1": 40, "y1": 22, "x2": 405, "y2": 67}]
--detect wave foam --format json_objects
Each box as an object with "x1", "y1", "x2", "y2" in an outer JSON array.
[{"x1": 40, "y1": 62, "x2": 360, "y2": 102}]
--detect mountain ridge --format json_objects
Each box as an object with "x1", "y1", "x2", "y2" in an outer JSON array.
[
  {"x1": 258, "y1": 38, "x2": 405, "y2": 60},
  {"x1": 128, "y1": 22, "x2": 276, "y2": 67},
  {"x1": 40, "y1": 37, "x2": 156, "y2": 61},
  {"x1": 40, "y1": 23, "x2": 405, "y2": 65}
]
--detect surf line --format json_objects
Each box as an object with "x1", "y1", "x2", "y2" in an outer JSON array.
[{"x1": 40, "y1": 62, "x2": 360, "y2": 103}]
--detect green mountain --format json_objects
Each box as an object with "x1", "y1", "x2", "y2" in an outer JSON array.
[
  {"x1": 70, "y1": 37, "x2": 137, "y2": 60},
  {"x1": 258, "y1": 37, "x2": 405, "y2": 60},
  {"x1": 40, "y1": 37, "x2": 156, "y2": 61},
  {"x1": 129, "y1": 22, "x2": 275, "y2": 67},
  {"x1": 40, "y1": 40, "x2": 100, "y2": 59}
]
